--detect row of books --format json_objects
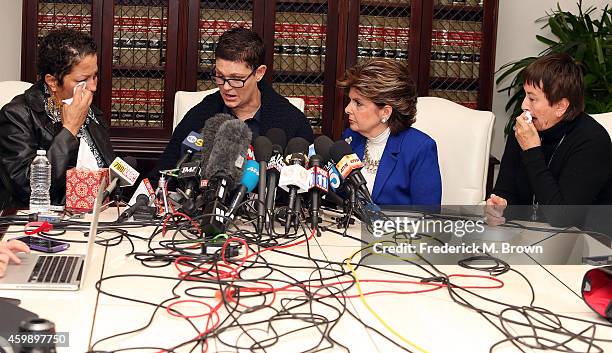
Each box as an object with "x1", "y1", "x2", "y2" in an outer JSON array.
[
  {"x1": 432, "y1": 20, "x2": 483, "y2": 49},
  {"x1": 272, "y1": 45, "x2": 326, "y2": 74},
  {"x1": 115, "y1": 5, "x2": 165, "y2": 21},
  {"x1": 111, "y1": 77, "x2": 164, "y2": 128},
  {"x1": 110, "y1": 112, "x2": 163, "y2": 128},
  {"x1": 430, "y1": 51, "x2": 481, "y2": 79},
  {"x1": 113, "y1": 48, "x2": 166, "y2": 67},
  {"x1": 268, "y1": 13, "x2": 326, "y2": 76},
  {"x1": 273, "y1": 83, "x2": 323, "y2": 133},
  {"x1": 113, "y1": 47, "x2": 478, "y2": 80},
  {"x1": 357, "y1": 47, "x2": 409, "y2": 60},
  {"x1": 114, "y1": 37, "x2": 166, "y2": 49},
  {"x1": 436, "y1": 0, "x2": 483, "y2": 6},
  {"x1": 115, "y1": 43, "x2": 408, "y2": 72},
  {"x1": 41, "y1": 15, "x2": 481, "y2": 58},
  {"x1": 358, "y1": 15, "x2": 410, "y2": 47}
]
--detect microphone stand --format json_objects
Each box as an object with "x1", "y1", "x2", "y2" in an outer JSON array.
[{"x1": 337, "y1": 184, "x2": 357, "y2": 231}]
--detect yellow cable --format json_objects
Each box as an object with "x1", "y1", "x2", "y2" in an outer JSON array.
[{"x1": 344, "y1": 247, "x2": 429, "y2": 353}]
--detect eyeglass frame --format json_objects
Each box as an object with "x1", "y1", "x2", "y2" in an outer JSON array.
[{"x1": 209, "y1": 67, "x2": 258, "y2": 88}]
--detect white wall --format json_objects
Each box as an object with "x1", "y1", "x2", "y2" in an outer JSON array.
[
  {"x1": 0, "y1": 1, "x2": 22, "y2": 81},
  {"x1": 491, "y1": 0, "x2": 607, "y2": 159}
]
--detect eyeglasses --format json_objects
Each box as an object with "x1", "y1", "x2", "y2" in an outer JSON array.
[{"x1": 209, "y1": 68, "x2": 256, "y2": 88}]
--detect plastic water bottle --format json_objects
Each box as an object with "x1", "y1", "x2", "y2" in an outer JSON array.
[{"x1": 29, "y1": 149, "x2": 51, "y2": 213}]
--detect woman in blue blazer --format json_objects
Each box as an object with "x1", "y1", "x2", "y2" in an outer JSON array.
[{"x1": 338, "y1": 58, "x2": 442, "y2": 205}]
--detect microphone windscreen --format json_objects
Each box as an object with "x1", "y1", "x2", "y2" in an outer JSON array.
[
  {"x1": 205, "y1": 119, "x2": 252, "y2": 182},
  {"x1": 200, "y1": 113, "x2": 234, "y2": 170},
  {"x1": 241, "y1": 160, "x2": 260, "y2": 192},
  {"x1": 285, "y1": 137, "x2": 310, "y2": 157},
  {"x1": 329, "y1": 140, "x2": 354, "y2": 163},
  {"x1": 314, "y1": 135, "x2": 334, "y2": 163},
  {"x1": 266, "y1": 128, "x2": 287, "y2": 149},
  {"x1": 254, "y1": 136, "x2": 273, "y2": 162}
]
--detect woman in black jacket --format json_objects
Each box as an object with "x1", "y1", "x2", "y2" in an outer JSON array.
[
  {"x1": 0, "y1": 29, "x2": 115, "y2": 209},
  {"x1": 150, "y1": 27, "x2": 313, "y2": 180},
  {"x1": 486, "y1": 53, "x2": 612, "y2": 227}
]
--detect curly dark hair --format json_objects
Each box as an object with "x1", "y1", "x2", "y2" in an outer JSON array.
[
  {"x1": 337, "y1": 58, "x2": 417, "y2": 135},
  {"x1": 37, "y1": 28, "x2": 97, "y2": 85},
  {"x1": 215, "y1": 27, "x2": 265, "y2": 69}
]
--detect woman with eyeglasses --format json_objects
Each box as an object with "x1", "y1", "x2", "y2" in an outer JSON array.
[{"x1": 151, "y1": 27, "x2": 313, "y2": 179}]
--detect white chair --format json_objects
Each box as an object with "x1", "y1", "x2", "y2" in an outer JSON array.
[
  {"x1": 591, "y1": 112, "x2": 612, "y2": 138},
  {"x1": 173, "y1": 87, "x2": 305, "y2": 130},
  {"x1": 173, "y1": 88, "x2": 219, "y2": 129},
  {"x1": 0, "y1": 81, "x2": 33, "y2": 109},
  {"x1": 413, "y1": 96, "x2": 495, "y2": 205}
]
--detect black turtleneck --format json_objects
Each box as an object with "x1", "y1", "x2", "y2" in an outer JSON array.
[{"x1": 493, "y1": 112, "x2": 612, "y2": 226}]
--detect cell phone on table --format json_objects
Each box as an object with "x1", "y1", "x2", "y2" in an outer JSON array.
[{"x1": 13, "y1": 235, "x2": 70, "y2": 253}]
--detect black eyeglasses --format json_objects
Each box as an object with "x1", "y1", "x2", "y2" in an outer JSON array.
[{"x1": 209, "y1": 68, "x2": 257, "y2": 88}]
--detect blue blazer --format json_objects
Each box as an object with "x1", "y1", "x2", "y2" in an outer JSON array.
[{"x1": 342, "y1": 128, "x2": 442, "y2": 205}]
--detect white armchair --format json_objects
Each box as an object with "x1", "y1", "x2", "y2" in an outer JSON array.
[
  {"x1": 0, "y1": 81, "x2": 33, "y2": 109},
  {"x1": 413, "y1": 97, "x2": 495, "y2": 205},
  {"x1": 591, "y1": 112, "x2": 612, "y2": 138},
  {"x1": 173, "y1": 88, "x2": 219, "y2": 129},
  {"x1": 173, "y1": 88, "x2": 305, "y2": 130}
]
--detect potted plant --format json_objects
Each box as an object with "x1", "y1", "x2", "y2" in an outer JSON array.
[{"x1": 496, "y1": 1, "x2": 611, "y2": 135}]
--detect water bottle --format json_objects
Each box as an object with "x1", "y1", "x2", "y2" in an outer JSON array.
[{"x1": 29, "y1": 150, "x2": 51, "y2": 213}]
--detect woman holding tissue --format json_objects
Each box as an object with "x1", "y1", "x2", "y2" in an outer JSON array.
[
  {"x1": 487, "y1": 53, "x2": 612, "y2": 227},
  {"x1": 0, "y1": 29, "x2": 115, "y2": 210}
]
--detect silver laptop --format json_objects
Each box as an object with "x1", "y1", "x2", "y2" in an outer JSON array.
[{"x1": 0, "y1": 180, "x2": 104, "y2": 290}]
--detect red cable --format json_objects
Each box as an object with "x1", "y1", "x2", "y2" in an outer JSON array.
[{"x1": 162, "y1": 212, "x2": 202, "y2": 238}]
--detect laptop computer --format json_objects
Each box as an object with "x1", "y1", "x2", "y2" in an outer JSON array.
[{"x1": 0, "y1": 179, "x2": 105, "y2": 290}]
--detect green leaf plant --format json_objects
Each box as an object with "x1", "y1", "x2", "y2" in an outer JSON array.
[{"x1": 496, "y1": 0, "x2": 611, "y2": 135}]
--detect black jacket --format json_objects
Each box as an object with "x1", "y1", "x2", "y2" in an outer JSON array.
[
  {"x1": 493, "y1": 112, "x2": 612, "y2": 226},
  {"x1": 0, "y1": 81, "x2": 115, "y2": 209},
  {"x1": 150, "y1": 81, "x2": 314, "y2": 179}
]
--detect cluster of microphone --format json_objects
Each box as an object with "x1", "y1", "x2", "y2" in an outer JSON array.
[{"x1": 118, "y1": 112, "x2": 379, "y2": 236}]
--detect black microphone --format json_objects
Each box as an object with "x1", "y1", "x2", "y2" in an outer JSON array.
[
  {"x1": 264, "y1": 128, "x2": 288, "y2": 223},
  {"x1": 176, "y1": 131, "x2": 204, "y2": 169},
  {"x1": 314, "y1": 135, "x2": 343, "y2": 192},
  {"x1": 201, "y1": 119, "x2": 252, "y2": 235},
  {"x1": 308, "y1": 154, "x2": 328, "y2": 229},
  {"x1": 329, "y1": 140, "x2": 374, "y2": 204},
  {"x1": 198, "y1": 113, "x2": 234, "y2": 185},
  {"x1": 279, "y1": 137, "x2": 310, "y2": 232},
  {"x1": 117, "y1": 194, "x2": 150, "y2": 223},
  {"x1": 176, "y1": 153, "x2": 204, "y2": 214},
  {"x1": 254, "y1": 135, "x2": 272, "y2": 232}
]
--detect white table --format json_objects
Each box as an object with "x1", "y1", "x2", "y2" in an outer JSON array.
[{"x1": 2, "y1": 210, "x2": 611, "y2": 353}]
